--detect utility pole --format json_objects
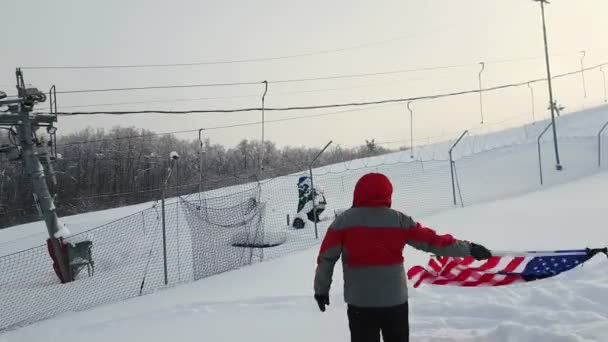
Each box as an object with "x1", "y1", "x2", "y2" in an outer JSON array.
[
  {"x1": 0, "y1": 69, "x2": 70, "y2": 282},
  {"x1": 534, "y1": 0, "x2": 562, "y2": 170}
]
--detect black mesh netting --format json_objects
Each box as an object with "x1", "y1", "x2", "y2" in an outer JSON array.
[
  {"x1": 180, "y1": 184, "x2": 265, "y2": 281},
  {"x1": 2, "y1": 136, "x2": 607, "y2": 331},
  {"x1": 0, "y1": 185, "x2": 266, "y2": 331}
]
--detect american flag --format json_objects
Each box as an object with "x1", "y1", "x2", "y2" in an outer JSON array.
[{"x1": 407, "y1": 248, "x2": 606, "y2": 288}]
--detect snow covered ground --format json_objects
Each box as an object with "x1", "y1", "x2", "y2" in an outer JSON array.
[
  {"x1": 2, "y1": 104, "x2": 608, "y2": 340},
  {"x1": 3, "y1": 104, "x2": 608, "y2": 257},
  {"x1": 2, "y1": 169, "x2": 608, "y2": 342}
]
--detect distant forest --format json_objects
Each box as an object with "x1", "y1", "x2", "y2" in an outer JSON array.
[{"x1": 0, "y1": 126, "x2": 400, "y2": 228}]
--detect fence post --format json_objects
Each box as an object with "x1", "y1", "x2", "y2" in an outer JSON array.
[
  {"x1": 160, "y1": 190, "x2": 168, "y2": 286},
  {"x1": 449, "y1": 131, "x2": 469, "y2": 205},
  {"x1": 309, "y1": 141, "x2": 332, "y2": 239},
  {"x1": 537, "y1": 122, "x2": 553, "y2": 185},
  {"x1": 597, "y1": 120, "x2": 608, "y2": 167},
  {"x1": 160, "y1": 154, "x2": 179, "y2": 286}
]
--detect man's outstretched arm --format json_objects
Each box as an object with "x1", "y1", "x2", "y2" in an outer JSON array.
[{"x1": 400, "y1": 214, "x2": 491, "y2": 259}]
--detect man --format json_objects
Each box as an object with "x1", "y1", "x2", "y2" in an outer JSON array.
[
  {"x1": 292, "y1": 176, "x2": 327, "y2": 229},
  {"x1": 313, "y1": 173, "x2": 492, "y2": 342}
]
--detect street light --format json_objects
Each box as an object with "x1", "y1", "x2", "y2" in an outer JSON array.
[
  {"x1": 260, "y1": 81, "x2": 268, "y2": 171},
  {"x1": 601, "y1": 66, "x2": 607, "y2": 103},
  {"x1": 198, "y1": 128, "x2": 205, "y2": 206},
  {"x1": 478, "y1": 62, "x2": 485, "y2": 124},
  {"x1": 534, "y1": 0, "x2": 562, "y2": 171},
  {"x1": 407, "y1": 102, "x2": 414, "y2": 158},
  {"x1": 580, "y1": 50, "x2": 587, "y2": 98},
  {"x1": 160, "y1": 151, "x2": 179, "y2": 286},
  {"x1": 527, "y1": 82, "x2": 536, "y2": 123}
]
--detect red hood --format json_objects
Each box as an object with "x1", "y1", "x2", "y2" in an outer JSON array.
[{"x1": 352, "y1": 173, "x2": 393, "y2": 208}]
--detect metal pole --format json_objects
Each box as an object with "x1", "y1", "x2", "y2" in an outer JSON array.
[
  {"x1": 161, "y1": 156, "x2": 177, "y2": 286},
  {"x1": 601, "y1": 66, "x2": 607, "y2": 103},
  {"x1": 198, "y1": 128, "x2": 205, "y2": 206},
  {"x1": 309, "y1": 141, "x2": 332, "y2": 239},
  {"x1": 537, "y1": 122, "x2": 553, "y2": 185},
  {"x1": 407, "y1": 101, "x2": 414, "y2": 158},
  {"x1": 12, "y1": 70, "x2": 70, "y2": 283},
  {"x1": 527, "y1": 82, "x2": 536, "y2": 123},
  {"x1": 536, "y1": 0, "x2": 562, "y2": 170},
  {"x1": 175, "y1": 158, "x2": 181, "y2": 282},
  {"x1": 260, "y1": 81, "x2": 268, "y2": 170},
  {"x1": 478, "y1": 62, "x2": 485, "y2": 124},
  {"x1": 597, "y1": 120, "x2": 608, "y2": 167},
  {"x1": 449, "y1": 130, "x2": 469, "y2": 205},
  {"x1": 161, "y1": 188, "x2": 168, "y2": 286},
  {"x1": 580, "y1": 50, "x2": 587, "y2": 98}
]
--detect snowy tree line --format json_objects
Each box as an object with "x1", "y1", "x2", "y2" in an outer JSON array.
[{"x1": 0, "y1": 127, "x2": 398, "y2": 228}]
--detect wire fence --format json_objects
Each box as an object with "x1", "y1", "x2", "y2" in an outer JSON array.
[
  {"x1": 0, "y1": 183, "x2": 267, "y2": 330},
  {"x1": 2, "y1": 118, "x2": 608, "y2": 331}
]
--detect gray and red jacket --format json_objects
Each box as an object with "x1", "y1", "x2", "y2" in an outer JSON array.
[{"x1": 313, "y1": 173, "x2": 472, "y2": 308}]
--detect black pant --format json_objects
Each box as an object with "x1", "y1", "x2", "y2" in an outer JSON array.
[{"x1": 347, "y1": 302, "x2": 409, "y2": 342}]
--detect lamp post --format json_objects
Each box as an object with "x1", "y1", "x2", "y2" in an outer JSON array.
[
  {"x1": 198, "y1": 128, "x2": 205, "y2": 206},
  {"x1": 260, "y1": 81, "x2": 268, "y2": 170},
  {"x1": 534, "y1": 0, "x2": 562, "y2": 171},
  {"x1": 407, "y1": 102, "x2": 414, "y2": 158},
  {"x1": 478, "y1": 62, "x2": 485, "y2": 124},
  {"x1": 601, "y1": 66, "x2": 607, "y2": 103},
  {"x1": 160, "y1": 151, "x2": 179, "y2": 286},
  {"x1": 580, "y1": 50, "x2": 587, "y2": 98},
  {"x1": 527, "y1": 82, "x2": 536, "y2": 123}
]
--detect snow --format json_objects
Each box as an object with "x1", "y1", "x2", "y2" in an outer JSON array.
[
  {"x1": 2, "y1": 163, "x2": 608, "y2": 341},
  {"x1": 2, "y1": 104, "x2": 608, "y2": 341},
  {"x1": 52, "y1": 221, "x2": 70, "y2": 239},
  {"x1": 3, "y1": 104, "x2": 607, "y2": 256}
]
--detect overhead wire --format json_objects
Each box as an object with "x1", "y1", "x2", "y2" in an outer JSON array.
[
  {"x1": 48, "y1": 51, "x2": 596, "y2": 95},
  {"x1": 56, "y1": 103, "x2": 398, "y2": 146},
  {"x1": 58, "y1": 128, "x2": 203, "y2": 146},
  {"x1": 53, "y1": 63, "x2": 477, "y2": 95},
  {"x1": 18, "y1": 26, "x2": 457, "y2": 70},
  {"x1": 50, "y1": 62, "x2": 608, "y2": 116},
  {"x1": 20, "y1": 36, "x2": 583, "y2": 71},
  {"x1": 56, "y1": 72, "x2": 465, "y2": 110},
  {"x1": 55, "y1": 81, "x2": 263, "y2": 94}
]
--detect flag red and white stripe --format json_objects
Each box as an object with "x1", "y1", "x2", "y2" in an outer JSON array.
[
  {"x1": 407, "y1": 249, "x2": 595, "y2": 288},
  {"x1": 407, "y1": 255, "x2": 528, "y2": 287}
]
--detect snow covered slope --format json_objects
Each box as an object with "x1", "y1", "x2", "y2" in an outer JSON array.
[
  {"x1": 2, "y1": 104, "x2": 608, "y2": 255},
  {"x1": 2, "y1": 170, "x2": 608, "y2": 342},
  {"x1": 2, "y1": 104, "x2": 608, "y2": 340}
]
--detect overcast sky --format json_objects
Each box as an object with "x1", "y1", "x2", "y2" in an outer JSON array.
[{"x1": 1, "y1": 0, "x2": 607, "y2": 149}]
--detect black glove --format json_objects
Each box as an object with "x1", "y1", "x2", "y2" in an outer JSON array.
[
  {"x1": 314, "y1": 294, "x2": 330, "y2": 312},
  {"x1": 470, "y1": 243, "x2": 492, "y2": 260}
]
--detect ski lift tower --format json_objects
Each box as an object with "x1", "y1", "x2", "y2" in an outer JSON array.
[{"x1": 0, "y1": 69, "x2": 70, "y2": 282}]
